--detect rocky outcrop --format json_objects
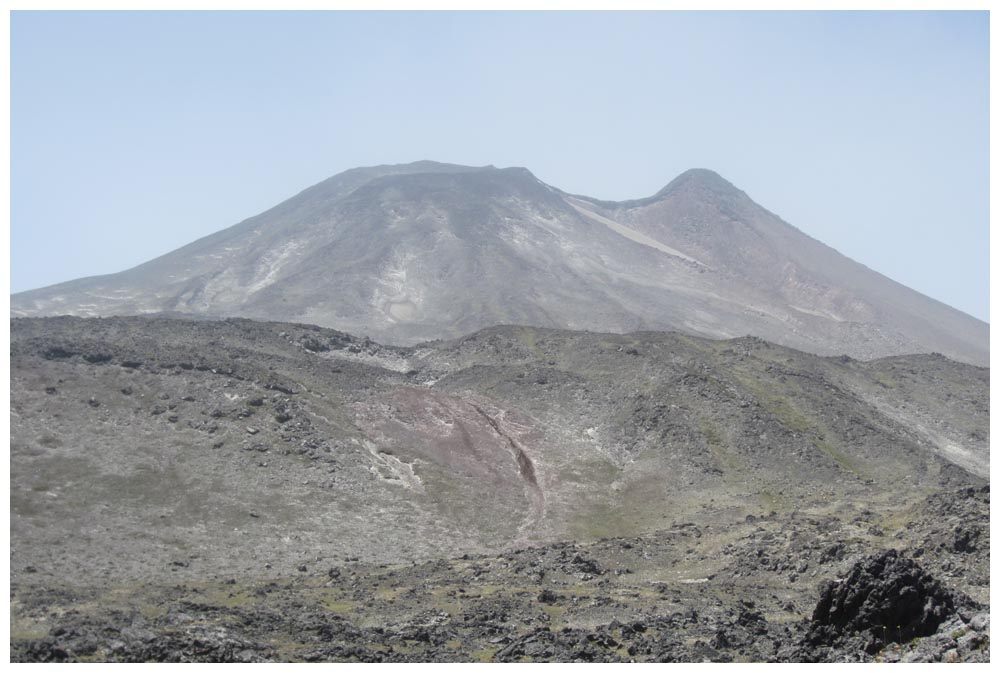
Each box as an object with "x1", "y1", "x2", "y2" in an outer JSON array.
[{"x1": 804, "y1": 550, "x2": 960, "y2": 656}]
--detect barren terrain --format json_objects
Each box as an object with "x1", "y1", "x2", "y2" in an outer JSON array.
[{"x1": 9, "y1": 316, "x2": 989, "y2": 662}]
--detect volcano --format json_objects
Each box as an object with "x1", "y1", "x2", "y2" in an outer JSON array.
[{"x1": 11, "y1": 160, "x2": 987, "y2": 364}]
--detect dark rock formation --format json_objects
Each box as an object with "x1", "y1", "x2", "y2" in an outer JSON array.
[{"x1": 806, "y1": 549, "x2": 956, "y2": 654}]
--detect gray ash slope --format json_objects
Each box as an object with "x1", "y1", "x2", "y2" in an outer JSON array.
[
  {"x1": 10, "y1": 161, "x2": 988, "y2": 365},
  {"x1": 9, "y1": 316, "x2": 990, "y2": 662}
]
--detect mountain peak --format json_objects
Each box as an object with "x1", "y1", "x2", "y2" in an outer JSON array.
[
  {"x1": 654, "y1": 168, "x2": 744, "y2": 202},
  {"x1": 343, "y1": 161, "x2": 544, "y2": 188},
  {"x1": 398, "y1": 161, "x2": 539, "y2": 181},
  {"x1": 354, "y1": 160, "x2": 496, "y2": 177},
  {"x1": 355, "y1": 163, "x2": 546, "y2": 198}
]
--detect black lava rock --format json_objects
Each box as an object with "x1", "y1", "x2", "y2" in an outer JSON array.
[
  {"x1": 538, "y1": 589, "x2": 558, "y2": 605},
  {"x1": 806, "y1": 549, "x2": 956, "y2": 653}
]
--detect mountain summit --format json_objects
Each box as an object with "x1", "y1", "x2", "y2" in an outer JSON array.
[
  {"x1": 11, "y1": 161, "x2": 988, "y2": 364},
  {"x1": 656, "y1": 167, "x2": 743, "y2": 199}
]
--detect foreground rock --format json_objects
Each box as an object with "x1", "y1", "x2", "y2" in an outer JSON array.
[
  {"x1": 796, "y1": 549, "x2": 988, "y2": 661},
  {"x1": 809, "y1": 550, "x2": 955, "y2": 650},
  {"x1": 11, "y1": 492, "x2": 989, "y2": 662}
]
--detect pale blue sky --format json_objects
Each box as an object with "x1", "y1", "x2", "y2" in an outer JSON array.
[{"x1": 10, "y1": 10, "x2": 990, "y2": 321}]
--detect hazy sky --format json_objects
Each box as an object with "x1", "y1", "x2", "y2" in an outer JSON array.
[{"x1": 10, "y1": 10, "x2": 990, "y2": 321}]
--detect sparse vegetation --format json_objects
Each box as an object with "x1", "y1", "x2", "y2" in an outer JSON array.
[{"x1": 9, "y1": 316, "x2": 989, "y2": 662}]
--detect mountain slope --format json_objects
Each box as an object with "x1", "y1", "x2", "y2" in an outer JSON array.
[
  {"x1": 11, "y1": 316, "x2": 987, "y2": 585},
  {"x1": 11, "y1": 162, "x2": 988, "y2": 364},
  {"x1": 10, "y1": 316, "x2": 989, "y2": 662}
]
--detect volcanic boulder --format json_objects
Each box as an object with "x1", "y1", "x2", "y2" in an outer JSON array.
[{"x1": 806, "y1": 549, "x2": 956, "y2": 654}]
